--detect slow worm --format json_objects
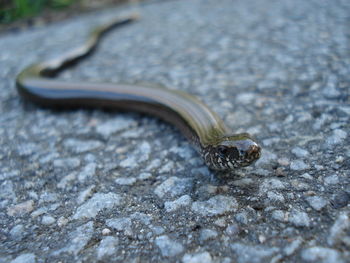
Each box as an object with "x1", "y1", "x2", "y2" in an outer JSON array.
[{"x1": 16, "y1": 14, "x2": 261, "y2": 171}]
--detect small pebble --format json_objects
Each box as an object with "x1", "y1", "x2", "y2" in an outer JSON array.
[
  {"x1": 57, "y1": 216, "x2": 68, "y2": 227},
  {"x1": 53, "y1": 158, "x2": 81, "y2": 169},
  {"x1": 271, "y1": 210, "x2": 286, "y2": 222},
  {"x1": 96, "y1": 117, "x2": 135, "y2": 137},
  {"x1": 16, "y1": 143, "x2": 38, "y2": 157},
  {"x1": 322, "y1": 74, "x2": 341, "y2": 99},
  {"x1": 138, "y1": 172, "x2": 152, "y2": 180},
  {"x1": 7, "y1": 200, "x2": 34, "y2": 216},
  {"x1": 335, "y1": 156, "x2": 344, "y2": 163},
  {"x1": 258, "y1": 235, "x2": 266, "y2": 243},
  {"x1": 324, "y1": 174, "x2": 339, "y2": 185},
  {"x1": 289, "y1": 209, "x2": 310, "y2": 227},
  {"x1": 155, "y1": 235, "x2": 184, "y2": 257},
  {"x1": 73, "y1": 193, "x2": 121, "y2": 219},
  {"x1": 301, "y1": 246, "x2": 344, "y2": 263},
  {"x1": 275, "y1": 167, "x2": 286, "y2": 177},
  {"x1": 260, "y1": 179, "x2": 285, "y2": 193},
  {"x1": 300, "y1": 173, "x2": 313, "y2": 180},
  {"x1": 9, "y1": 224, "x2": 25, "y2": 241},
  {"x1": 102, "y1": 228, "x2": 111, "y2": 235},
  {"x1": 200, "y1": 229, "x2": 218, "y2": 241},
  {"x1": 10, "y1": 253, "x2": 36, "y2": 263},
  {"x1": 77, "y1": 163, "x2": 97, "y2": 181},
  {"x1": 291, "y1": 180, "x2": 309, "y2": 191},
  {"x1": 115, "y1": 177, "x2": 137, "y2": 185},
  {"x1": 327, "y1": 212, "x2": 350, "y2": 246},
  {"x1": 214, "y1": 218, "x2": 227, "y2": 227},
  {"x1": 31, "y1": 207, "x2": 47, "y2": 218},
  {"x1": 326, "y1": 129, "x2": 347, "y2": 146},
  {"x1": 182, "y1": 251, "x2": 213, "y2": 263},
  {"x1": 290, "y1": 160, "x2": 309, "y2": 171},
  {"x1": 235, "y1": 212, "x2": 249, "y2": 225},
  {"x1": 97, "y1": 236, "x2": 119, "y2": 259},
  {"x1": 267, "y1": 191, "x2": 285, "y2": 203},
  {"x1": 57, "y1": 173, "x2": 76, "y2": 189},
  {"x1": 41, "y1": 215, "x2": 56, "y2": 225},
  {"x1": 77, "y1": 185, "x2": 96, "y2": 204},
  {"x1": 39, "y1": 192, "x2": 58, "y2": 203},
  {"x1": 63, "y1": 139, "x2": 103, "y2": 153},
  {"x1": 0, "y1": 180, "x2": 16, "y2": 201},
  {"x1": 225, "y1": 224, "x2": 240, "y2": 236},
  {"x1": 52, "y1": 221, "x2": 94, "y2": 256},
  {"x1": 305, "y1": 196, "x2": 327, "y2": 211},
  {"x1": 191, "y1": 195, "x2": 238, "y2": 216},
  {"x1": 277, "y1": 158, "x2": 290, "y2": 166},
  {"x1": 164, "y1": 195, "x2": 191, "y2": 212},
  {"x1": 283, "y1": 238, "x2": 303, "y2": 256},
  {"x1": 154, "y1": 177, "x2": 193, "y2": 198},
  {"x1": 291, "y1": 147, "x2": 309, "y2": 158},
  {"x1": 231, "y1": 243, "x2": 279, "y2": 263},
  {"x1": 152, "y1": 226, "x2": 165, "y2": 235},
  {"x1": 106, "y1": 217, "x2": 132, "y2": 236}
]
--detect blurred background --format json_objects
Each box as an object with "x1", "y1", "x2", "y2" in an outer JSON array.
[{"x1": 0, "y1": 0, "x2": 135, "y2": 31}]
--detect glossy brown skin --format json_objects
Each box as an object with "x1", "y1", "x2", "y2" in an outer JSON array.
[{"x1": 16, "y1": 14, "x2": 261, "y2": 171}]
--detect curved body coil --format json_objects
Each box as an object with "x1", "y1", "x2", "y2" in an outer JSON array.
[{"x1": 16, "y1": 14, "x2": 261, "y2": 171}]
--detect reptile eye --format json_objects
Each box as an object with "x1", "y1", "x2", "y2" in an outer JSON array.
[
  {"x1": 218, "y1": 146, "x2": 228, "y2": 157},
  {"x1": 232, "y1": 147, "x2": 240, "y2": 159}
]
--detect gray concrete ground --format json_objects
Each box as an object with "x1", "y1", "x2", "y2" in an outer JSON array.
[{"x1": 1, "y1": 0, "x2": 349, "y2": 262}]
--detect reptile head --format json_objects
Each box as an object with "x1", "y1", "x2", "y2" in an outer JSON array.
[{"x1": 202, "y1": 133, "x2": 261, "y2": 171}]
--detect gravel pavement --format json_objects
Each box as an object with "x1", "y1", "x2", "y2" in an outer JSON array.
[{"x1": 0, "y1": 0, "x2": 349, "y2": 262}]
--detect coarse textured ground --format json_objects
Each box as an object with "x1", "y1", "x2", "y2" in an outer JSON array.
[{"x1": 0, "y1": 0, "x2": 349, "y2": 262}]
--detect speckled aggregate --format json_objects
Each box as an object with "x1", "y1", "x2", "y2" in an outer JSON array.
[{"x1": 0, "y1": 0, "x2": 349, "y2": 262}]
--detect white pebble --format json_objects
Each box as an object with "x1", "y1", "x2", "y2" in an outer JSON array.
[{"x1": 41, "y1": 215, "x2": 56, "y2": 225}]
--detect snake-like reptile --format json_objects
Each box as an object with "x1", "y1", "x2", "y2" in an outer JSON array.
[{"x1": 16, "y1": 14, "x2": 261, "y2": 171}]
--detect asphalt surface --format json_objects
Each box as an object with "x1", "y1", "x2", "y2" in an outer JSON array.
[{"x1": 0, "y1": 0, "x2": 349, "y2": 262}]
